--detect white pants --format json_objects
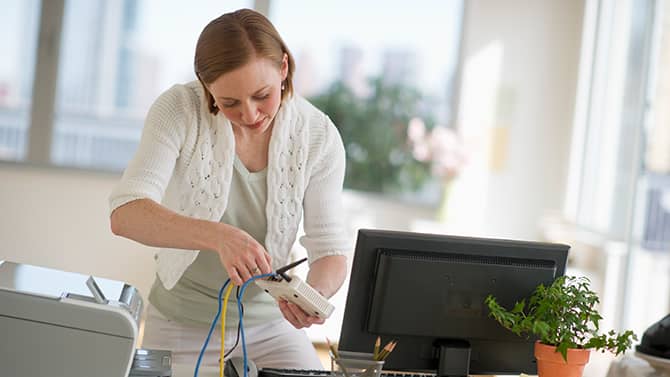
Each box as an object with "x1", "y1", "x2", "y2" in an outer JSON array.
[{"x1": 141, "y1": 304, "x2": 323, "y2": 370}]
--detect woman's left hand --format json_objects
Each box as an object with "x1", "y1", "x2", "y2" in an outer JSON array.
[
  {"x1": 278, "y1": 256, "x2": 347, "y2": 329},
  {"x1": 278, "y1": 299, "x2": 326, "y2": 329}
]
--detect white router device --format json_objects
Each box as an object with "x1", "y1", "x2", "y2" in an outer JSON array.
[{"x1": 255, "y1": 258, "x2": 335, "y2": 319}]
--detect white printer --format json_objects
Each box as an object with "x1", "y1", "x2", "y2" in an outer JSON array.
[{"x1": 0, "y1": 260, "x2": 171, "y2": 377}]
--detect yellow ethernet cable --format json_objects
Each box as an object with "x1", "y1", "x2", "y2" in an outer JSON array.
[{"x1": 220, "y1": 283, "x2": 235, "y2": 377}]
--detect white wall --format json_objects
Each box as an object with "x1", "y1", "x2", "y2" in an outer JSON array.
[
  {"x1": 0, "y1": 164, "x2": 156, "y2": 296},
  {"x1": 0, "y1": 161, "x2": 435, "y2": 343},
  {"x1": 448, "y1": 0, "x2": 584, "y2": 240},
  {"x1": 0, "y1": 163, "x2": 435, "y2": 301}
]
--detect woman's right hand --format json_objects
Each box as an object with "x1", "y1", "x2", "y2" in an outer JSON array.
[
  {"x1": 110, "y1": 199, "x2": 272, "y2": 285},
  {"x1": 215, "y1": 223, "x2": 273, "y2": 285}
]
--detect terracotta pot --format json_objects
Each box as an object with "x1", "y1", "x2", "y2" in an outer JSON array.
[{"x1": 534, "y1": 341, "x2": 591, "y2": 377}]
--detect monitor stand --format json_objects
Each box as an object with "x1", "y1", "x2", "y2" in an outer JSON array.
[{"x1": 436, "y1": 339, "x2": 471, "y2": 377}]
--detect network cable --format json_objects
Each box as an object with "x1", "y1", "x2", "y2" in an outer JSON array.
[
  {"x1": 194, "y1": 272, "x2": 275, "y2": 377},
  {"x1": 238, "y1": 273, "x2": 275, "y2": 377},
  {"x1": 194, "y1": 278, "x2": 231, "y2": 377}
]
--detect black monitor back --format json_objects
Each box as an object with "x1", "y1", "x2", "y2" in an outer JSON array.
[{"x1": 339, "y1": 229, "x2": 569, "y2": 375}]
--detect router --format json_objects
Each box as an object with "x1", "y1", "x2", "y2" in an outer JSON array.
[{"x1": 255, "y1": 258, "x2": 335, "y2": 319}]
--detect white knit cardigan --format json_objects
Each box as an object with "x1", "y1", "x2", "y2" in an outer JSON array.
[{"x1": 109, "y1": 81, "x2": 350, "y2": 290}]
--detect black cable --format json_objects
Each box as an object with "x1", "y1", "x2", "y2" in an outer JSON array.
[{"x1": 223, "y1": 286, "x2": 244, "y2": 358}]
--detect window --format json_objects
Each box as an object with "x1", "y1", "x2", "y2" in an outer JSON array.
[
  {"x1": 566, "y1": 0, "x2": 668, "y2": 336},
  {"x1": 271, "y1": 0, "x2": 465, "y2": 201},
  {"x1": 0, "y1": 0, "x2": 40, "y2": 161},
  {"x1": 3, "y1": 0, "x2": 465, "y2": 204},
  {"x1": 2, "y1": 0, "x2": 251, "y2": 170},
  {"x1": 52, "y1": 0, "x2": 251, "y2": 170},
  {"x1": 566, "y1": 0, "x2": 652, "y2": 238}
]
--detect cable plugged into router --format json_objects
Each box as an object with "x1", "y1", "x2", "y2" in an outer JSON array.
[{"x1": 255, "y1": 258, "x2": 335, "y2": 319}]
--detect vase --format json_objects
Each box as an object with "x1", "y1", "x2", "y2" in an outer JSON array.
[
  {"x1": 436, "y1": 180, "x2": 453, "y2": 223},
  {"x1": 534, "y1": 341, "x2": 591, "y2": 377}
]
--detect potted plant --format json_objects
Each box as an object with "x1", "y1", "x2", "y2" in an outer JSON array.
[{"x1": 485, "y1": 275, "x2": 637, "y2": 377}]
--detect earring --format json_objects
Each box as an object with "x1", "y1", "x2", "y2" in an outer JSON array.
[{"x1": 281, "y1": 82, "x2": 285, "y2": 91}]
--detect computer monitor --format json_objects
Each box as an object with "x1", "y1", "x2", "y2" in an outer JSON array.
[{"x1": 338, "y1": 229, "x2": 570, "y2": 376}]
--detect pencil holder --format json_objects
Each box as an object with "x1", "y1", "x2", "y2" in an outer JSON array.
[{"x1": 331, "y1": 351, "x2": 385, "y2": 377}]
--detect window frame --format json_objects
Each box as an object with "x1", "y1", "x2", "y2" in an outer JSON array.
[
  {"x1": 564, "y1": 0, "x2": 660, "y2": 332},
  {"x1": 12, "y1": 0, "x2": 268, "y2": 171}
]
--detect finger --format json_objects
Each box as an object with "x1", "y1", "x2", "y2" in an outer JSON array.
[
  {"x1": 307, "y1": 315, "x2": 326, "y2": 325},
  {"x1": 250, "y1": 265, "x2": 261, "y2": 276},
  {"x1": 279, "y1": 301, "x2": 302, "y2": 328},
  {"x1": 256, "y1": 254, "x2": 272, "y2": 274},
  {"x1": 248, "y1": 262, "x2": 264, "y2": 277},
  {"x1": 284, "y1": 302, "x2": 309, "y2": 328},
  {"x1": 263, "y1": 252, "x2": 273, "y2": 271},
  {"x1": 286, "y1": 302, "x2": 310, "y2": 327},
  {"x1": 238, "y1": 265, "x2": 253, "y2": 283},
  {"x1": 243, "y1": 255, "x2": 260, "y2": 276},
  {"x1": 229, "y1": 267, "x2": 243, "y2": 286},
  {"x1": 246, "y1": 242, "x2": 272, "y2": 274},
  {"x1": 301, "y1": 314, "x2": 324, "y2": 327},
  {"x1": 297, "y1": 314, "x2": 318, "y2": 328}
]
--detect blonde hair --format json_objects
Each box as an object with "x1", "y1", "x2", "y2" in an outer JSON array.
[{"x1": 194, "y1": 8, "x2": 295, "y2": 114}]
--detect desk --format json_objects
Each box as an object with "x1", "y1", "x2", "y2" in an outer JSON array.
[
  {"x1": 173, "y1": 363, "x2": 219, "y2": 377},
  {"x1": 173, "y1": 355, "x2": 670, "y2": 377},
  {"x1": 171, "y1": 365, "x2": 527, "y2": 377}
]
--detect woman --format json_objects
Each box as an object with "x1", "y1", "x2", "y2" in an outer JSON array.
[{"x1": 109, "y1": 8, "x2": 349, "y2": 369}]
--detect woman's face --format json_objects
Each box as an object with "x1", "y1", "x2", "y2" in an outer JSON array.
[{"x1": 208, "y1": 55, "x2": 288, "y2": 136}]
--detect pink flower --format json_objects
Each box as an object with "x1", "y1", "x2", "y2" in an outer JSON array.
[
  {"x1": 407, "y1": 117, "x2": 427, "y2": 144},
  {"x1": 407, "y1": 117, "x2": 467, "y2": 181}
]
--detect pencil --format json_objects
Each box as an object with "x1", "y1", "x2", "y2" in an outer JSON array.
[
  {"x1": 378, "y1": 340, "x2": 397, "y2": 361},
  {"x1": 376, "y1": 340, "x2": 394, "y2": 361},
  {"x1": 373, "y1": 336, "x2": 381, "y2": 359},
  {"x1": 326, "y1": 337, "x2": 339, "y2": 359},
  {"x1": 385, "y1": 341, "x2": 397, "y2": 360}
]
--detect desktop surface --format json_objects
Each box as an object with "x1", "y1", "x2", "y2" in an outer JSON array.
[
  {"x1": 171, "y1": 364, "x2": 534, "y2": 377},
  {"x1": 172, "y1": 363, "x2": 218, "y2": 377}
]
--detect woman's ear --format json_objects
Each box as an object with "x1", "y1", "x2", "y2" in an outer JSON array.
[{"x1": 281, "y1": 53, "x2": 289, "y2": 81}]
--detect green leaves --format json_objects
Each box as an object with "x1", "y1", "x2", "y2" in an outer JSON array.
[
  {"x1": 309, "y1": 77, "x2": 435, "y2": 194},
  {"x1": 484, "y1": 276, "x2": 638, "y2": 362}
]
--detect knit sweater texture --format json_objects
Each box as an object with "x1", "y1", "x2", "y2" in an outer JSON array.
[{"x1": 109, "y1": 81, "x2": 350, "y2": 290}]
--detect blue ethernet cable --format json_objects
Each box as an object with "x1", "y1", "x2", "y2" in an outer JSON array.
[
  {"x1": 194, "y1": 278, "x2": 230, "y2": 377},
  {"x1": 238, "y1": 273, "x2": 275, "y2": 377},
  {"x1": 194, "y1": 272, "x2": 276, "y2": 377}
]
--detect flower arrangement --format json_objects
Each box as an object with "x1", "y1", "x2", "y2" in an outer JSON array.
[
  {"x1": 407, "y1": 117, "x2": 467, "y2": 220},
  {"x1": 406, "y1": 117, "x2": 467, "y2": 181}
]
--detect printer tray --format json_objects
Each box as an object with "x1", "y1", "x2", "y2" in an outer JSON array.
[{"x1": 129, "y1": 349, "x2": 172, "y2": 377}]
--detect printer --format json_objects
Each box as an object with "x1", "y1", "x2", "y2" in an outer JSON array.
[{"x1": 0, "y1": 260, "x2": 171, "y2": 377}]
